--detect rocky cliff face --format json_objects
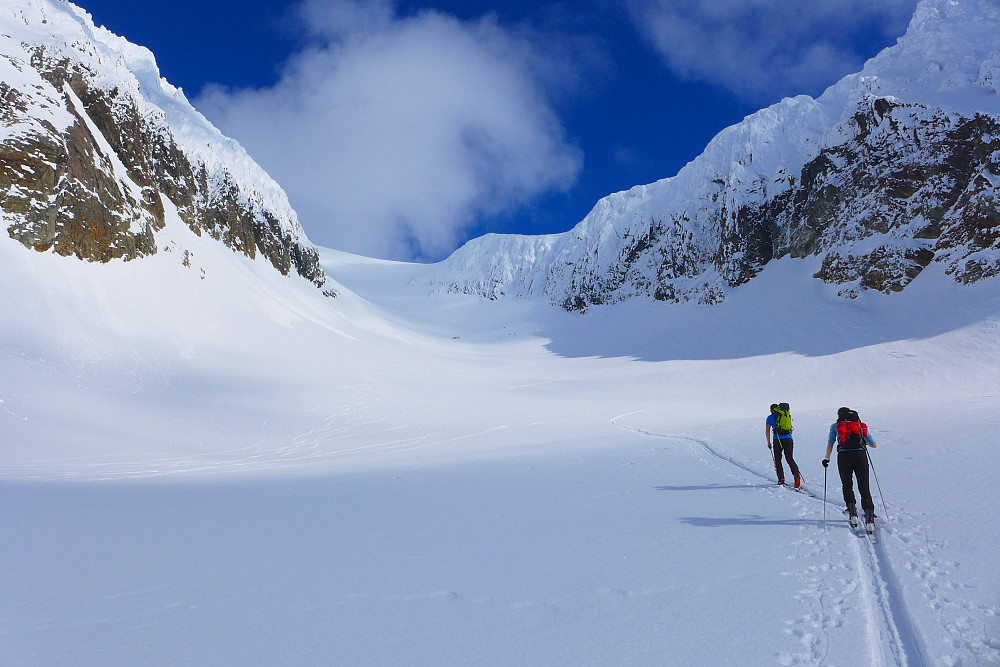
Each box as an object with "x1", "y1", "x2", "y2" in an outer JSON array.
[
  {"x1": 782, "y1": 100, "x2": 1000, "y2": 292},
  {"x1": 0, "y1": 1, "x2": 331, "y2": 292},
  {"x1": 426, "y1": 0, "x2": 1000, "y2": 309}
]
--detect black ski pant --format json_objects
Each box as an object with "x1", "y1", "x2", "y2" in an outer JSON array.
[
  {"x1": 837, "y1": 449, "x2": 874, "y2": 515},
  {"x1": 772, "y1": 437, "x2": 800, "y2": 482}
]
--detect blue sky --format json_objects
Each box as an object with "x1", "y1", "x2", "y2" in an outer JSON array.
[{"x1": 81, "y1": 0, "x2": 917, "y2": 261}]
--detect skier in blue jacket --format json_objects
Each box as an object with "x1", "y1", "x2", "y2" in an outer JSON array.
[
  {"x1": 765, "y1": 403, "x2": 801, "y2": 487},
  {"x1": 823, "y1": 407, "x2": 878, "y2": 528}
]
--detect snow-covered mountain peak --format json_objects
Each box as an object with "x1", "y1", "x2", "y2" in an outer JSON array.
[
  {"x1": 826, "y1": 0, "x2": 1000, "y2": 115},
  {"x1": 427, "y1": 0, "x2": 1000, "y2": 309}
]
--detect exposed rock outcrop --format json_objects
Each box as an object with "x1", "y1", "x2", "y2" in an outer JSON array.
[{"x1": 0, "y1": 1, "x2": 332, "y2": 293}]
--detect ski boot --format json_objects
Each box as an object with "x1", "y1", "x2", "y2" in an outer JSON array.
[{"x1": 847, "y1": 504, "x2": 859, "y2": 529}]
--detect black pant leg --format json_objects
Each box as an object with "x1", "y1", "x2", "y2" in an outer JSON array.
[
  {"x1": 855, "y1": 453, "x2": 875, "y2": 514},
  {"x1": 772, "y1": 440, "x2": 785, "y2": 480},
  {"x1": 837, "y1": 453, "x2": 857, "y2": 508},
  {"x1": 783, "y1": 438, "x2": 801, "y2": 479}
]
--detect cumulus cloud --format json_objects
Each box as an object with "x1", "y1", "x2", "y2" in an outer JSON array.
[
  {"x1": 196, "y1": 0, "x2": 583, "y2": 260},
  {"x1": 628, "y1": 0, "x2": 918, "y2": 102}
]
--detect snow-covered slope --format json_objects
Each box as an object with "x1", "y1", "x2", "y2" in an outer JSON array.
[
  {"x1": 4, "y1": 228, "x2": 1000, "y2": 663},
  {"x1": 0, "y1": 0, "x2": 329, "y2": 287},
  {"x1": 427, "y1": 0, "x2": 1000, "y2": 308}
]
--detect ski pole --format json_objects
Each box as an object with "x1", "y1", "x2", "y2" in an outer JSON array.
[
  {"x1": 865, "y1": 447, "x2": 889, "y2": 520},
  {"x1": 823, "y1": 463, "x2": 828, "y2": 531}
]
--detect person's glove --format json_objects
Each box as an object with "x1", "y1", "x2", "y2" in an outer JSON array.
[{"x1": 821, "y1": 458, "x2": 830, "y2": 468}]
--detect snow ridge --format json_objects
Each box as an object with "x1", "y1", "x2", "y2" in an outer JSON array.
[{"x1": 424, "y1": 0, "x2": 1000, "y2": 308}]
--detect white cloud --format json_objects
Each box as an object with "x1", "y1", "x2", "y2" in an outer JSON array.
[
  {"x1": 196, "y1": 0, "x2": 583, "y2": 260},
  {"x1": 628, "y1": 0, "x2": 918, "y2": 102}
]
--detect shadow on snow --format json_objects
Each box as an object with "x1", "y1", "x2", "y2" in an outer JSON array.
[{"x1": 679, "y1": 515, "x2": 824, "y2": 529}]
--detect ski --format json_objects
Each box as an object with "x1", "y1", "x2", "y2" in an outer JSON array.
[
  {"x1": 841, "y1": 508, "x2": 878, "y2": 542},
  {"x1": 842, "y1": 508, "x2": 865, "y2": 537},
  {"x1": 864, "y1": 516, "x2": 877, "y2": 542}
]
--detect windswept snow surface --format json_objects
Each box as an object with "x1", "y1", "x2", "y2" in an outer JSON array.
[{"x1": 2, "y1": 219, "x2": 1000, "y2": 664}]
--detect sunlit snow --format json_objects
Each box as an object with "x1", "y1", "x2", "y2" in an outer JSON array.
[{"x1": 2, "y1": 199, "x2": 999, "y2": 663}]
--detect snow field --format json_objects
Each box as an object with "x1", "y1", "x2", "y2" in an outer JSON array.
[
  {"x1": 0, "y1": 429, "x2": 910, "y2": 664},
  {"x1": 2, "y1": 217, "x2": 1000, "y2": 663}
]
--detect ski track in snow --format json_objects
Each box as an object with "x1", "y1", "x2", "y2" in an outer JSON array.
[
  {"x1": 611, "y1": 411, "x2": 932, "y2": 667},
  {"x1": 10, "y1": 403, "x2": 993, "y2": 664}
]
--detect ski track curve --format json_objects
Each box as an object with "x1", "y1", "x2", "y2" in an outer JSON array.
[{"x1": 611, "y1": 411, "x2": 930, "y2": 667}]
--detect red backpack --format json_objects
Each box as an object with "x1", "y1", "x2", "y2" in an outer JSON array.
[{"x1": 836, "y1": 411, "x2": 868, "y2": 450}]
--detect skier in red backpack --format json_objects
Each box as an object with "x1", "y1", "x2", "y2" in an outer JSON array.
[{"x1": 823, "y1": 407, "x2": 878, "y2": 530}]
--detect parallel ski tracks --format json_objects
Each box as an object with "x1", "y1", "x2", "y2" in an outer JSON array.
[{"x1": 611, "y1": 411, "x2": 928, "y2": 666}]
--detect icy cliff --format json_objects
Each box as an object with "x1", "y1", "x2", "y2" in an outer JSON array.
[{"x1": 427, "y1": 0, "x2": 1000, "y2": 308}]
